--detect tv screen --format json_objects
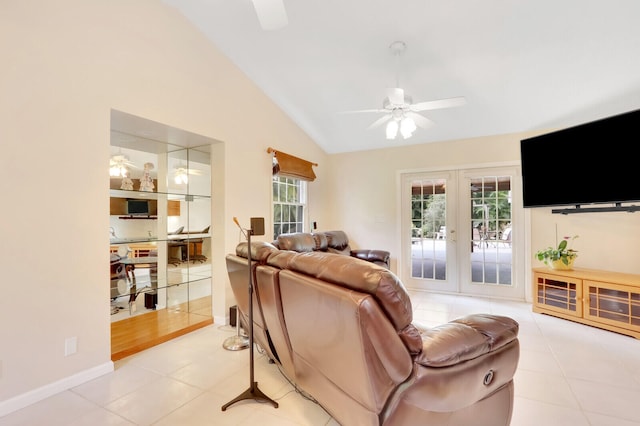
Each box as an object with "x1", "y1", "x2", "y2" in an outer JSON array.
[
  {"x1": 520, "y1": 108, "x2": 640, "y2": 208},
  {"x1": 126, "y1": 200, "x2": 149, "y2": 215}
]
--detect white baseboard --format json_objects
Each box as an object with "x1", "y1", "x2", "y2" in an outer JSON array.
[
  {"x1": 213, "y1": 314, "x2": 229, "y2": 326},
  {"x1": 0, "y1": 361, "x2": 114, "y2": 417}
]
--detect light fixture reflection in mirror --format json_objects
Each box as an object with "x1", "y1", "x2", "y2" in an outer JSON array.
[
  {"x1": 110, "y1": 164, "x2": 128, "y2": 177},
  {"x1": 174, "y1": 168, "x2": 189, "y2": 184}
]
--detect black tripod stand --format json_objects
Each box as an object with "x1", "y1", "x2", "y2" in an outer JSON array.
[{"x1": 222, "y1": 217, "x2": 278, "y2": 411}]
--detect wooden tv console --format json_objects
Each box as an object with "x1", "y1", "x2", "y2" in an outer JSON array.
[{"x1": 532, "y1": 267, "x2": 640, "y2": 339}]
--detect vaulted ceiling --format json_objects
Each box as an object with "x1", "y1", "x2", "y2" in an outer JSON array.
[{"x1": 163, "y1": 0, "x2": 640, "y2": 154}]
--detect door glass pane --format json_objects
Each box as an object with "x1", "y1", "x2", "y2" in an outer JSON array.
[
  {"x1": 411, "y1": 179, "x2": 446, "y2": 280},
  {"x1": 470, "y1": 176, "x2": 512, "y2": 285}
]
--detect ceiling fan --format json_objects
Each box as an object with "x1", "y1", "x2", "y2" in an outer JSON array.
[
  {"x1": 251, "y1": 0, "x2": 288, "y2": 31},
  {"x1": 173, "y1": 165, "x2": 203, "y2": 184},
  {"x1": 342, "y1": 41, "x2": 466, "y2": 140},
  {"x1": 109, "y1": 154, "x2": 137, "y2": 177}
]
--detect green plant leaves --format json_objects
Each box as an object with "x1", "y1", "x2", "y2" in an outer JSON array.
[{"x1": 558, "y1": 239, "x2": 568, "y2": 251}]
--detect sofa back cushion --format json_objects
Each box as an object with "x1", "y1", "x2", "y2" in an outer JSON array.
[
  {"x1": 312, "y1": 232, "x2": 328, "y2": 251},
  {"x1": 272, "y1": 251, "x2": 423, "y2": 355},
  {"x1": 323, "y1": 230, "x2": 350, "y2": 254},
  {"x1": 235, "y1": 241, "x2": 278, "y2": 261},
  {"x1": 275, "y1": 233, "x2": 316, "y2": 252},
  {"x1": 277, "y1": 268, "x2": 413, "y2": 424}
]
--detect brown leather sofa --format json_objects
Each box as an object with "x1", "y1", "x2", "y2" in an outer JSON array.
[
  {"x1": 273, "y1": 230, "x2": 391, "y2": 268},
  {"x1": 226, "y1": 241, "x2": 519, "y2": 426}
]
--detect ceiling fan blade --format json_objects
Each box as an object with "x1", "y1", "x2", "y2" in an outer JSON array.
[
  {"x1": 110, "y1": 155, "x2": 139, "y2": 169},
  {"x1": 368, "y1": 114, "x2": 393, "y2": 129},
  {"x1": 387, "y1": 88, "x2": 405, "y2": 105},
  {"x1": 406, "y1": 112, "x2": 434, "y2": 129},
  {"x1": 252, "y1": 0, "x2": 288, "y2": 31},
  {"x1": 410, "y1": 96, "x2": 467, "y2": 112}
]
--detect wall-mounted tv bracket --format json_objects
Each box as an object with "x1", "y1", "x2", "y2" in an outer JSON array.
[{"x1": 552, "y1": 202, "x2": 640, "y2": 214}]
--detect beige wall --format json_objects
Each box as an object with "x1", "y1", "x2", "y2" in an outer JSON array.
[
  {"x1": 325, "y1": 133, "x2": 523, "y2": 269},
  {"x1": 0, "y1": 0, "x2": 328, "y2": 411},
  {"x1": 529, "y1": 207, "x2": 640, "y2": 275}
]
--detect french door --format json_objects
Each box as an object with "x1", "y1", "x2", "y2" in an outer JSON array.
[{"x1": 400, "y1": 166, "x2": 524, "y2": 300}]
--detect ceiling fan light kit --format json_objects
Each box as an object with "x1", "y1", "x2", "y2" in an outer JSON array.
[
  {"x1": 386, "y1": 114, "x2": 417, "y2": 140},
  {"x1": 386, "y1": 120, "x2": 399, "y2": 139},
  {"x1": 400, "y1": 116, "x2": 417, "y2": 138}
]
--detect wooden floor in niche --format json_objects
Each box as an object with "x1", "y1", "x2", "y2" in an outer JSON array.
[{"x1": 111, "y1": 297, "x2": 213, "y2": 361}]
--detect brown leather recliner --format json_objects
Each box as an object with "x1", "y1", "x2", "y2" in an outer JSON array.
[
  {"x1": 273, "y1": 230, "x2": 391, "y2": 268},
  {"x1": 226, "y1": 242, "x2": 519, "y2": 426}
]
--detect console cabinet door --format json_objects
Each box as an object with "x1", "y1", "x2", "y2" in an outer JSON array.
[
  {"x1": 534, "y1": 272, "x2": 583, "y2": 318},
  {"x1": 583, "y1": 280, "x2": 640, "y2": 332}
]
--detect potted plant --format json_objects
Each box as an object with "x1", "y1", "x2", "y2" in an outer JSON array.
[{"x1": 536, "y1": 235, "x2": 578, "y2": 270}]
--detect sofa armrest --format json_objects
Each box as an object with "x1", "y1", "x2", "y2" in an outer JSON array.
[
  {"x1": 385, "y1": 314, "x2": 519, "y2": 415},
  {"x1": 415, "y1": 314, "x2": 518, "y2": 368},
  {"x1": 351, "y1": 249, "x2": 390, "y2": 268}
]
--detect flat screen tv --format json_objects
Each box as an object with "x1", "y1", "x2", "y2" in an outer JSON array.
[
  {"x1": 520, "y1": 108, "x2": 640, "y2": 208},
  {"x1": 126, "y1": 200, "x2": 149, "y2": 215}
]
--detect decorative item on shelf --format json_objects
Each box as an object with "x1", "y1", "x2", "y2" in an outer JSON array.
[
  {"x1": 139, "y1": 162, "x2": 155, "y2": 192},
  {"x1": 120, "y1": 173, "x2": 134, "y2": 190},
  {"x1": 536, "y1": 233, "x2": 579, "y2": 270}
]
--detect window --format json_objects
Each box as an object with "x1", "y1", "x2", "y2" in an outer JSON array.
[
  {"x1": 272, "y1": 175, "x2": 306, "y2": 239},
  {"x1": 269, "y1": 147, "x2": 315, "y2": 239}
]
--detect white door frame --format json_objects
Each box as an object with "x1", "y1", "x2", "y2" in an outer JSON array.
[
  {"x1": 397, "y1": 162, "x2": 525, "y2": 301},
  {"x1": 457, "y1": 166, "x2": 525, "y2": 300},
  {"x1": 400, "y1": 170, "x2": 458, "y2": 293}
]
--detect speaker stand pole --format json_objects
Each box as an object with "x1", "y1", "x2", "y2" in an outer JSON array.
[{"x1": 222, "y1": 225, "x2": 278, "y2": 411}]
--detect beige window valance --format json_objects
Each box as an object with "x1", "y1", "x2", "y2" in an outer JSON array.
[{"x1": 267, "y1": 147, "x2": 317, "y2": 181}]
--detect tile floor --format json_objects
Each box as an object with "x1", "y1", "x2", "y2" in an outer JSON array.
[{"x1": 3, "y1": 292, "x2": 640, "y2": 425}]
